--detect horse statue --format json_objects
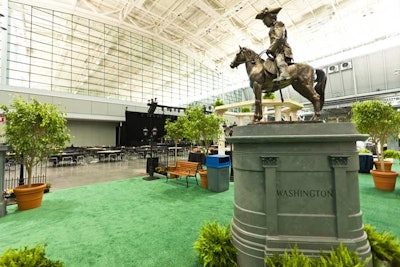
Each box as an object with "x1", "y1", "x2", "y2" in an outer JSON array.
[{"x1": 230, "y1": 46, "x2": 327, "y2": 122}]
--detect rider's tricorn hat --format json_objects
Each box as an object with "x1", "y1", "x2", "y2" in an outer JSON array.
[{"x1": 255, "y1": 7, "x2": 282, "y2": 19}]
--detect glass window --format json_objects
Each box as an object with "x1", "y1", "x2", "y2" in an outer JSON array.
[
  {"x1": 52, "y1": 78, "x2": 71, "y2": 87},
  {"x1": 5, "y1": 2, "x2": 223, "y2": 105}
]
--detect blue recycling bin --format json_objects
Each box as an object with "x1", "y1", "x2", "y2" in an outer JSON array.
[{"x1": 205, "y1": 155, "x2": 231, "y2": 192}]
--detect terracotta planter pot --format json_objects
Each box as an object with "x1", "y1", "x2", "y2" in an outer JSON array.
[
  {"x1": 13, "y1": 183, "x2": 46, "y2": 211},
  {"x1": 199, "y1": 170, "x2": 208, "y2": 189},
  {"x1": 370, "y1": 170, "x2": 398, "y2": 191},
  {"x1": 373, "y1": 160, "x2": 393, "y2": 172}
]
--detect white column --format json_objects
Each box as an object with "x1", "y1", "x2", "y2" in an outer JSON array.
[{"x1": 274, "y1": 106, "x2": 282, "y2": 121}]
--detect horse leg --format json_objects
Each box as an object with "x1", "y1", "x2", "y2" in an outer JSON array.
[
  {"x1": 307, "y1": 70, "x2": 327, "y2": 120},
  {"x1": 292, "y1": 80, "x2": 321, "y2": 121},
  {"x1": 253, "y1": 83, "x2": 263, "y2": 122},
  {"x1": 310, "y1": 94, "x2": 321, "y2": 121},
  {"x1": 288, "y1": 64, "x2": 324, "y2": 121}
]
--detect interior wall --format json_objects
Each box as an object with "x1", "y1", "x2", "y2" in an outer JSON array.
[
  {"x1": 66, "y1": 120, "x2": 118, "y2": 147},
  {"x1": 287, "y1": 45, "x2": 400, "y2": 103}
]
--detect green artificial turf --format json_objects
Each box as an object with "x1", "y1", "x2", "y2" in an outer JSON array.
[
  {"x1": 0, "y1": 167, "x2": 399, "y2": 267},
  {"x1": 359, "y1": 162, "x2": 400, "y2": 236},
  {"x1": 0, "y1": 177, "x2": 233, "y2": 267}
]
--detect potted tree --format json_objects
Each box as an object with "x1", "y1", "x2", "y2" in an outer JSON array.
[
  {"x1": 184, "y1": 106, "x2": 224, "y2": 154},
  {"x1": 165, "y1": 106, "x2": 224, "y2": 188},
  {"x1": 352, "y1": 100, "x2": 400, "y2": 191},
  {"x1": 0, "y1": 97, "x2": 71, "y2": 210},
  {"x1": 164, "y1": 116, "x2": 187, "y2": 163},
  {"x1": 185, "y1": 106, "x2": 224, "y2": 188}
]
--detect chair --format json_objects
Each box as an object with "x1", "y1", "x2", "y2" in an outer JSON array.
[
  {"x1": 50, "y1": 156, "x2": 59, "y2": 167},
  {"x1": 76, "y1": 155, "x2": 85, "y2": 165},
  {"x1": 61, "y1": 156, "x2": 73, "y2": 166},
  {"x1": 109, "y1": 153, "x2": 117, "y2": 161}
]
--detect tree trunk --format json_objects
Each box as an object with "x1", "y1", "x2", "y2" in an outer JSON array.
[{"x1": 379, "y1": 140, "x2": 385, "y2": 172}]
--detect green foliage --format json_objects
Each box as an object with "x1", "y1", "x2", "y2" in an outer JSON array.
[
  {"x1": 265, "y1": 243, "x2": 369, "y2": 267},
  {"x1": 214, "y1": 98, "x2": 224, "y2": 107},
  {"x1": 263, "y1": 92, "x2": 276, "y2": 99},
  {"x1": 182, "y1": 106, "x2": 224, "y2": 152},
  {"x1": 318, "y1": 243, "x2": 370, "y2": 267},
  {"x1": 154, "y1": 166, "x2": 167, "y2": 175},
  {"x1": 365, "y1": 224, "x2": 400, "y2": 265},
  {"x1": 1, "y1": 97, "x2": 71, "y2": 186},
  {"x1": 358, "y1": 148, "x2": 372, "y2": 154},
  {"x1": 164, "y1": 117, "x2": 187, "y2": 144},
  {"x1": 265, "y1": 245, "x2": 313, "y2": 267},
  {"x1": 352, "y1": 100, "x2": 400, "y2": 170},
  {"x1": 164, "y1": 106, "x2": 224, "y2": 155},
  {"x1": 383, "y1": 149, "x2": 400, "y2": 159},
  {"x1": 193, "y1": 221, "x2": 237, "y2": 267},
  {"x1": 0, "y1": 243, "x2": 65, "y2": 267},
  {"x1": 240, "y1": 107, "x2": 251, "y2": 113}
]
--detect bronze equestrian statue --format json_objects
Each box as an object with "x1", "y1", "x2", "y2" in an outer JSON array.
[
  {"x1": 230, "y1": 6, "x2": 327, "y2": 122},
  {"x1": 230, "y1": 46, "x2": 327, "y2": 121}
]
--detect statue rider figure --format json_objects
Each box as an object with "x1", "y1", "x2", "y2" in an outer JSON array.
[{"x1": 256, "y1": 7, "x2": 293, "y2": 83}]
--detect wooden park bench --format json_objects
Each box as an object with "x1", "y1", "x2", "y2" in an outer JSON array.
[{"x1": 167, "y1": 160, "x2": 200, "y2": 187}]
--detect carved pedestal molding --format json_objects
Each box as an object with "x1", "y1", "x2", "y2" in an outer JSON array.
[{"x1": 229, "y1": 122, "x2": 372, "y2": 267}]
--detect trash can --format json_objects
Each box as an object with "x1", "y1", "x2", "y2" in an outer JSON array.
[
  {"x1": 358, "y1": 153, "x2": 373, "y2": 173},
  {"x1": 205, "y1": 155, "x2": 231, "y2": 192},
  {"x1": 146, "y1": 157, "x2": 159, "y2": 173}
]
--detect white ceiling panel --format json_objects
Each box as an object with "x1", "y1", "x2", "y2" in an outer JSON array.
[{"x1": 11, "y1": 0, "x2": 400, "y2": 86}]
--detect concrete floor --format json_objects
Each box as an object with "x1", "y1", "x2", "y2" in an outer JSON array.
[
  {"x1": 46, "y1": 153, "x2": 187, "y2": 191},
  {"x1": 3, "y1": 153, "x2": 188, "y2": 207},
  {"x1": 46, "y1": 158, "x2": 144, "y2": 191}
]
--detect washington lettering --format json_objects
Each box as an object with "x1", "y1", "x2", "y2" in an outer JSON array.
[{"x1": 276, "y1": 189, "x2": 333, "y2": 198}]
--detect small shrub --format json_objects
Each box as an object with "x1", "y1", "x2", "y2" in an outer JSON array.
[
  {"x1": 365, "y1": 224, "x2": 400, "y2": 266},
  {"x1": 265, "y1": 245, "x2": 313, "y2": 266},
  {"x1": 383, "y1": 149, "x2": 400, "y2": 159},
  {"x1": 263, "y1": 92, "x2": 275, "y2": 99},
  {"x1": 0, "y1": 243, "x2": 65, "y2": 267},
  {"x1": 265, "y1": 243, "x2": 369, "y2": 267},
  {"x1": 241, "y1": 107, "x2": 251, "y2": 113},
  {"x1": 319, "y1": 243, "x2": 370, "y2": 267},
  {"x1": 193, "y1": 221, "x2": 237, "y2": 267},
  {"x1": 358, "y1": 148, "x2": 372, "y2": 154},
  {"x1": 214, "y1": 98, "x2": 224, "y2": 107},
  {"x1": 155, "y1": 166, "x2": 167, "y2": 175}
]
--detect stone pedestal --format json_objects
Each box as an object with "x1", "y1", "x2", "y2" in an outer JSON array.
[
  {"x1": 0, "y1": 144, "x2": 9, "y2": 217},
  {"x1": 228, "y1": 122, "x2": 372, "y2": 266}
]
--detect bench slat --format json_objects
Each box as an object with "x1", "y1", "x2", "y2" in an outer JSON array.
[{"x1": 166, "y1": 160, "x2": 199, "y2": 187}]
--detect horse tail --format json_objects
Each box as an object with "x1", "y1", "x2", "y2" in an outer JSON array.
[{"x1": 314, "y1": 69, "x2": 327, "y2": 109}]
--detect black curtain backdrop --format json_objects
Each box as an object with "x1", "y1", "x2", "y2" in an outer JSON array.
[{"x1": 122, "y1": 111, "x2": 177, "y2": 147}]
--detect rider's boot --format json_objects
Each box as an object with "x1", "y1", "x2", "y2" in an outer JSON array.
[
  {"x1": 273, "y1": 53, "x2": 291, "y2": 83},
  {"x1": 273, "y1": 71, "x2": 290, "y2": 83}
]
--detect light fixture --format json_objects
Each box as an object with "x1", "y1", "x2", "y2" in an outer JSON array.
[
  {"x1": 152, "y1": 127, "x2": 158, "y2": 136},
  {"x1": 143, "y1": 127, "x2": 148, "y2": 136}
]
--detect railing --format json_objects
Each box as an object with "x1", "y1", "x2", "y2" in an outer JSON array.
[{"x1": 4, "y1": 160, "x2": 48, "y2": 190}]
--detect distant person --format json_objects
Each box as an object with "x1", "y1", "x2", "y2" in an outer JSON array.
[{"x1": 256, "y1": 7, "x2": 293, "y2": 83}]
